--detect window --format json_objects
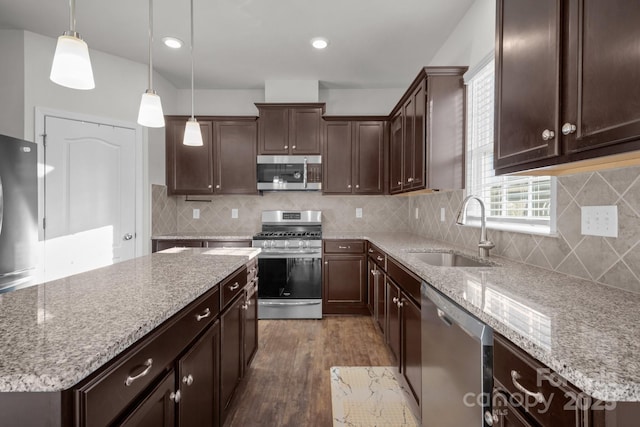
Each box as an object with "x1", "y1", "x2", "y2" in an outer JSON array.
[{"x1": 465, "y1": 58, "x2": 556, "y2": 235}]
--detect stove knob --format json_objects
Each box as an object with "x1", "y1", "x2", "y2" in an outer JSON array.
[
  {"x1": 270, "y1": 240, "x2": 277, "y2": 249},
  {"x1": 301, "y1": 240, "x2": 308, "y2": 249},
  {"x1": 262, "y1": 240, "x2": 269, "y2": 249}
]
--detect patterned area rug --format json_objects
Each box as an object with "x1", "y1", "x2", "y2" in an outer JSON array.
[{"x1": 330, "y1": 366, "x2": 420, "y2": 427}]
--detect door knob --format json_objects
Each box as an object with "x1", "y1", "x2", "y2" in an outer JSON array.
[
  {"x1": 541, "y1": 129, "x2": 555, "y2": 141},
  {"x1": 562, "y1": 123, "x2": 577, "y2": 135},
  {"x1": 123, "y1": 233, "x2": 133, "y2": 241}
]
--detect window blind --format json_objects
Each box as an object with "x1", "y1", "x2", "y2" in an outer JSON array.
[{"x1": 465, "y1": 59, "x2": 555, "y2": 234}]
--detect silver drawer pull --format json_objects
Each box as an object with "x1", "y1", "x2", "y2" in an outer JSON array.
[
  {"x1": 511, "y1": 370, "x2": 546, "y2": 404},
  {"x1": 170, "y1": 390, "x2": 181, "y2": 403},
  {"x1": 182, "y1": 374, "x2": 194, "y2": 386},
  {"x1": 195, "y1": 307, "x2": 211, "y2": 321},
  {"x1": 376, "y1": 256, "x2": 384, "y2": 261},
  {"x1": 229, "y1": 282, "x2": 240, "y2": 291},
  {"x1": 368, "y1": 248, "x2": 374, "y2": 253},
  {"x1": 338, "y1": 245, "x2": 350, "y2": 249},
  {"x1": 125, "y1": 358, "x2": 153, "y2": 386}
]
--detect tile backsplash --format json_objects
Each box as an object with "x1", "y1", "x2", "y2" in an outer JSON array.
[
  {"x1": 409, "y1": 165, "x2": 640, "y2": 294},
  {"x1": 152, "y1": 164, "x2": 640, "y2": 294}
]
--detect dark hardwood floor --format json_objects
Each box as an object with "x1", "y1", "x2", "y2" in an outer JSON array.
[{"x1": 224, "y1": 316, "x2": 394, "y2": 427}]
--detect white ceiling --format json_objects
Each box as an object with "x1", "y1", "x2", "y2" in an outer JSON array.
[{"x1": 0, "y1": 0, "x2": 475, "y2": 90}]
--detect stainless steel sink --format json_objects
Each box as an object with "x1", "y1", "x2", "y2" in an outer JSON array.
[{"x1": 407, "y1": 251, "x2": 496, "y2": 267}]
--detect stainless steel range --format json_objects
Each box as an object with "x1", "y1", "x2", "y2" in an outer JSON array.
[{"x1": 252, "y1": 210, "x2": 322, "y2": 319}]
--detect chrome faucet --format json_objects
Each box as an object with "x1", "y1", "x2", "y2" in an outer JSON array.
[{"x1": 456, "y1": 195, "x2": 495, "y2": 258}]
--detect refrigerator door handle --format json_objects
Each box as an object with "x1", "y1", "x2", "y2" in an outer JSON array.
[{"x1": 0, "y1": 174, "x2": 4, "y2": 235}]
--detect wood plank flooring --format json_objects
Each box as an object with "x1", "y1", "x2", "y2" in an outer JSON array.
[{"x1": 224, "y1": 316, "x2": 394, "y2": 427}]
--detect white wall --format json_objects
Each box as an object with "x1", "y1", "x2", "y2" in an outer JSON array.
[
  {"x1": 174, "y1": 89, "x2": 264, "y2": 116},
  {"x1": 0, "y1": 29, "x2": 25, "y2": 139},
  {"x1": 429, "y1": 0, "x2": 495, "y2": 70}
]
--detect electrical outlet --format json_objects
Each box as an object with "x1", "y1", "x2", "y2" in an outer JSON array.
[
  {"x1": 581, "y1": 205, "x2": 618, "y2": 237},
  {"x1": 231, "y1": 208, "x2": 239, "y2": 219},
  {"x1": 192, "y1": 208, "x2": 200, "y2": 219},
  {"x1": 415, "y1": 207, "x2": 419, "y2": 219},
  {"x1": 441, "y1": 207, "x2": 446, "y2": 222},
  {"x1": 355, "y1": 208, "x2": 363, "y2": 218}
]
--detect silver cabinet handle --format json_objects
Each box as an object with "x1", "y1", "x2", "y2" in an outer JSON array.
[
  {"x1": 355, "y1": 184, "x2": 359, "y2": 189},
  {"x1": 368, "y1": 248, "x2": 374, "y2": 253},
  {"x1": 125, "y1": 358, "x2": 153, "y2": 386},
  {"x1": 407, "y1": 177, "x2": 414, "y2": 183},
  {"x1": 562, "y1": 123, "x2": 577, "y2": 135},
  {"x1": 511, "y1": 370, "x2": 545, "y2": 404},
  {"x1": 484, "y1": 410, "x2": 499, "y2": 426},
  {"x1": 392, "y1": 297, "x2": 399, "y2": 304},
  {"x1": 123, "y1": 233, "x2": 133, "y2": 241},
  {"x1": 182, "y1": 374, "x2": 194, "y2": 386},
  {"x1": 215, "y1": 184, "x2": 220, "y2": 189},
  {"x1": 338, "y1": 245, "x2": 350, "y2": 249},
  {"x1": 397, "y1": 181, "x2": 402, "y2": 185},
  {"x1": 242, "y1": 303, "x2": 248, "y2": 310},
  {"x1": 292, "y1": 145, "x2": 296, "y2": 149},
  {"x1": 347, "y1": 184, "x2": 351, "y2": 189},
  {"x1": 229, "y1": 282, "x2": 240, "y2": 291},
  {"x1": 376, "y1": 256, "x2": 384, "y2": 261},
  {"x1": 208, "y1": 184, "x2": 212, "y2": 188},
  {"x1": 195, "y1": 307, "x2": 211, "y2": 321},
  {"x1": 397, "y1": 299, "x2": 404, "y2": 308},
  {"x1": 170, "y1": 390, "x2": 181, "y2": 403},
  {"x1": 542, "y1": 129, "x2": 555, "y2": 141},
  {"x1": 284, "y1": 145, "x2": 288, "y2": 149},
  {"x1": 324, "y1": 261, "x2": 328, "y2": 265}
]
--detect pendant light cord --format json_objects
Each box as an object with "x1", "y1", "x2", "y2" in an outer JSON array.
[
  {"x1": 69, "y1": 0, "x2": 76, "y2": 33},
  {"x1": 190, "y1": 0, "x2": 195, "y2": 120},
  {"x1": 148, "y1": 0, "x2": 153, "y2": 90}
]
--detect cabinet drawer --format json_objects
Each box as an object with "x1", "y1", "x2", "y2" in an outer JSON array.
[
  {"x1": 324, "y1": 240, "x2": 365, "y2": 254},
  {"x1": 78, "y1": 285, "x2": 220, "y2": 427},
  {"x1": 221, "y1": 267, "x2": 247, "y2": 309},
  {"x1": 493, "y1": 335, "x2": 588, "y2": 427},
  {"x1": 367, "y1": 243, "x2": 386, "y2": 269},
  {"x1": 387, "y1": 257, "x2": 421, "y2": 305}
]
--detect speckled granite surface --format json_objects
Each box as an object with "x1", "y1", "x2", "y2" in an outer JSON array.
[
  {"x1": 324, "y1": 232, "x2": 640, "y2": 402},
  {"x1": 151, "y1": 232, "x2": 254, "y2": 240},
  {"x1": 0, "y1": 249, "x2": 256, "y2": 393}
]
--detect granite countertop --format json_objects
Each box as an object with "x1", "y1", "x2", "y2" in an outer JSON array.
[
  {"x1": 0, "y1": 248, "x2": 258, "y2": 393},
  {"x1": 324, "y1": 232, "x2": 640, "y2": 402},
  {"x1": 151, "y1": 232, "x2": 255, "y2": 240}
]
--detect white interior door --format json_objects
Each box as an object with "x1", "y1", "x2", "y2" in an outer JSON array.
[{"x1": 43, "y1": 116, "x2": 136, "y2": 281}]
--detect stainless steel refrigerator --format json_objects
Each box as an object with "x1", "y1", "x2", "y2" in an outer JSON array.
[{"x1": 0, "y1": 134, "x2": 38, "y2": 292}]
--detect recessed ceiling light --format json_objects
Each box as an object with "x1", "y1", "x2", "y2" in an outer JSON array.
[
  {"x1": 162, "y1": 37, "x2": 183, "y2": 49},
  {"x1": 311, "y1": 37, "x2": 329, "y2": 49}
]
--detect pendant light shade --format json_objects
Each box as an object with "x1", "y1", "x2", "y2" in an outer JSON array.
[
  {"x1": 50, "y1": 0, "x2": 95, "y2": 90},
  {"x1": 183, "y1": 0, "x2": 203, "y2": 146},
  {"x1": 138, "y1": 0, "x2": 165, "y2": 128},
  {"x1": 137, "y1": 90, "x2": 165, "y2": 127},
  {"x1": 183, "y1": 118, "x2": 204, "y2": 146}
]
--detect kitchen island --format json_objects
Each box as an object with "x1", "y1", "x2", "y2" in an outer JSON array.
[{"x1": 0, "y1": 247, "x2": 259, "y2": 426}]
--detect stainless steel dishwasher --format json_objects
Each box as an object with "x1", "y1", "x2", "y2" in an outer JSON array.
[{"x1": 421, "y1": 282, "x2": 493, "y2": 427}]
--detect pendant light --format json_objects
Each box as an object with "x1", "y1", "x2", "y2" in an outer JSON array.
[
  {"x1": 183, "y1": 0, "x2": 203, "y2": 146},
  {"x1": 137, "y1": 0, "x2": 165, "y2": 128},
  {"x1": 50, "y1": 0, "x2": 95, "y2": 90}
]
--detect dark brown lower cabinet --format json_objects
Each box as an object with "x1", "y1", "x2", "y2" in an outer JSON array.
[
  {"x1": 492, "y1": 391, "x2": 535, "y2": 427},
  {"x1": 244, "y1": 280, "x2": 259, "y2": 369},
  {"x1": 322, "y1": 240, "x2": 368, "y2": 315},
  {"x1": 119, "y1": 370, "x2": 177, "y2": 427},
  {"x1": 220, "y1": 293, "x2": 245, "y2": 423},
  {"x1": 367, "y1": 259, "x2": 376, "y2": 315},
  {"x1": 386, "y1": 280, "x2": 401, "y2": 362},
  {"x1": 178, "y1": 321, "x2": 220, "y2": 427}
]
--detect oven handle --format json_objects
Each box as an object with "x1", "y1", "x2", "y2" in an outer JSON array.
[
  {"x1": 258, "y1": 252, "x2": 321, "y2": 259},
  {"x1": 259, "y1": 301, "x2": 322, "y2": 306},
  {"x1": 303, "y1": 157, "x2": 308, "y2": 189}
]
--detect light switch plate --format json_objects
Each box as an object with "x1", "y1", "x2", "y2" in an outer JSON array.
[
  {"x1": 356, "y1": 208, "x2": 363, "y2": 218},
  {"x1": 231, "y1": 208, "x2": 239, "y2": 219},
  {"x1": 441, "y1": 207, "x2": 446, "y2": 222},
  {"x1": 581, "y1": 205, "x2": 618, "y2": 237},
  {"x1": 415, "y1": 207, "x2": 419, "y2": 219},
  {"x1": 193, "y1": 208, "x2": 200, "y2": 219}
]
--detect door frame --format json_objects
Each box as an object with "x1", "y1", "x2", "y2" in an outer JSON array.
[{"x1": 34, "y1": 107, "x2": 149, "y2": 269}]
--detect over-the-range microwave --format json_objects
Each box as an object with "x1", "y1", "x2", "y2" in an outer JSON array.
[{"x1": 257, "y1": 155, "x2": 322, "y2": 191}]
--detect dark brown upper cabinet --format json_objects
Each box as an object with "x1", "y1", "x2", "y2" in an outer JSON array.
[
  {"x1": 166, "y1": 116, "x2": 258, "y2": 195},
  {"x1": 323, "y1": 118, "x2": 387, "y2": 195},
  {"x1": 389, "y1": 67, "x2": 466, "y2": 194},
  {"x1": 255, "y1": 103, "x2": 325, "y2": 155},
  {"x1": 495, "y1": 0, "x2": 640, "y2": 175},
  {"x1": 166, "y1": 118, "x2": 214, "y2": 195}
]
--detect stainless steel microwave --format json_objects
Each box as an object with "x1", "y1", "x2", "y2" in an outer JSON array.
[{"x1": 257, "y1": 155, "x2": 322, "y2": 191}]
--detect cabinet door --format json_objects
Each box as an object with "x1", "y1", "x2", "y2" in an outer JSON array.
[
  {"x1": 494, "y1": 0, "x2": 561, "y2": 170},
  {"x1": 401, "y1": 294, "x2": 421, "y2": 407},
  {"x1": 258, "y1": 108, "x2": 289, "y2": 154},
  {"x1": 375, "y1": 270, "x2": 387, "y2": 334},
  {"x1": 244, "y1": 282, "x2": 258, "y2": 369},
  {"x1": 322, "y1": 254, "x2": 367, "y2": 314},
  {"x1": 178, "y1": 321, "x2": 220, "y2": 427},
  {"x1": 354, "y1": 121, "x2": 385, "y2": 194},
  {"x1": 290, "y1": 107, "x2": 322, "y2": 154},
  {"x1": 118, "y1": 370, "x2": 176, "y2": 427},
  {"x1": 214, "y1": 121, "x2": 257, "y2": 194},
  {"x1": 220, "y1": 294, "x2": 244, "y2": 420},
  {"x1": 493, "y1": 391, "x2": 536, "y2": 427},
  {"x1": 385, "y1": 280, "x2": 401, "y2": 364},
  {"x1": 323, "y1": 121, "x2": 353, "y2": 194},
  {"x1": 166, "y1": 119, "x2": 214, "y2": 195},
  {"x1": 402, "y1": 96, "x2": 415, "y2": 190},
  {"x1": 389, "y1": 112, "x2": 404, "y2": 194},
  {"x1": 367, "y1": 259, "x2": 377, "y2": 315},
  {"x1": 565, "y1": 0, "x2": 640, "y2": 155},
  {"x1": 409, "y1": 82, "x2": 425, "y2": 190}
]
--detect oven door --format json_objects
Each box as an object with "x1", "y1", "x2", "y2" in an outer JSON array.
[{"x1": 257, "y1": 253, "x2": 322, "y2": 319}]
